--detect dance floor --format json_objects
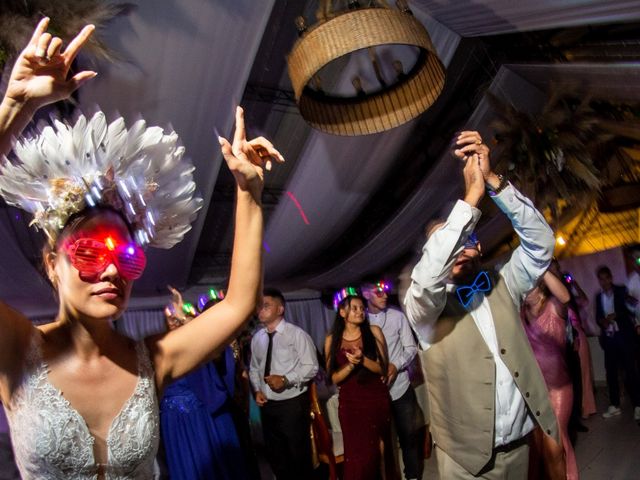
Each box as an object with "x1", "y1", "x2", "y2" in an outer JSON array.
[
  {"x1": 419, "y1": 386, "x2": 640, "y2": 480},
  {"x1": 1, "y1": 387, "x2": 638, "y2": 479}
]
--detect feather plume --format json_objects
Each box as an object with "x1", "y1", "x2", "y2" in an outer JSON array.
[{"x1": 0, "y1": 110, "x2": 202, "y2": 248}]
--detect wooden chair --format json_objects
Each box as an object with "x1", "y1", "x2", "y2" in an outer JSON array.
[{"x1": 310, "y1": 382, "x2": 343, "y2": 480}]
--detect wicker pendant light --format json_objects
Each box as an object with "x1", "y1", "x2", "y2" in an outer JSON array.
[{"x1": 287, "y1": 1, "x2": 445, "y2": 136}]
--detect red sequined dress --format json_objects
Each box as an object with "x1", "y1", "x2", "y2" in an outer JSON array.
[{"x1": 337, "y1": 336, "x2": 392, "y2": 480}]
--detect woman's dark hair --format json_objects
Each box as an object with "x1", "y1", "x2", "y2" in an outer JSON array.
[
  {"x1": 326, "y1": 295, "x2": 385, "y2": 379},
  {"x1": 263, "y1": 287, "x2": 286, "y2": 309}
]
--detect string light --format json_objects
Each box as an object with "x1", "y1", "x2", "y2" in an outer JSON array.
[
  {"x1": 182, "y1": 302, "x2": 196, "y2": 317},
  {"x1": 375, "y1": 280, "x2": 391, "y2": 294},
  {"x1": 333, "y1": 286, "x2": 360, "y2": 310}
]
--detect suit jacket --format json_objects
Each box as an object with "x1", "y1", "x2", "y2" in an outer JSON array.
[
  {"x1": 423, "y1": 274, "x2": 558, "y2": 475},
  {"x1": 595, "y1": 284, "x2": 635, "y2": 338}
]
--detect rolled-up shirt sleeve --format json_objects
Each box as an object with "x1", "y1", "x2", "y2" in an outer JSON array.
[
  {"x1": 397, "y1": 312, "x2": 418, "y2": 370},
  {"x1": 404, "y1": 200, "x2": 481, "y2": 348},
  {"x1": 285, "y1": 329, "x2": 319, "y2": 388},
  {"x1": 494, "y1": 184, "x2": 555, "y2": 308}
]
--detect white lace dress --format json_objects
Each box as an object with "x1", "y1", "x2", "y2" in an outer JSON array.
[{"x1": 2, "y1": 336, "x2": 160, "y2": 479}]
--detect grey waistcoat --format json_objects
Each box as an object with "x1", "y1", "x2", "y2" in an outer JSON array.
[{"x1": 423, "y1": 273, "x2": 558, "y2": 475}]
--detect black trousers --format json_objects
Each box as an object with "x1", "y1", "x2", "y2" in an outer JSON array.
[
  {"x1": 261, "y1": 391, "x2": 313, "y2": 480},
  {"x1": 391, "y1": 386, "x2": 426, "y2": 480},
  {"x1": 601, "y1": 333, "x2": 640, "y2": 407}
]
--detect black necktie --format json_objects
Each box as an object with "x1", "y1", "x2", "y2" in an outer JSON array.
[{"x1": 264, "y1": 331, "x2": 275, "y2": 377}]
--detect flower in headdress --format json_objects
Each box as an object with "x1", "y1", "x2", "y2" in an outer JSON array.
[{"x1": 0, "y1": 110, "x2": 203, "y2": 248}]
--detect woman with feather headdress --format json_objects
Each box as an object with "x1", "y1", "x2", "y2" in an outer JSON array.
[{"x1": 0, "y1": 18, "x2": 282, "y2": 479}]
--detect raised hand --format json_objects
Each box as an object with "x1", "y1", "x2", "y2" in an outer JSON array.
[
  {"x1": 5, "y1": 18, "x2": 97, "y2": 109},
  {"x1": 453, "y1": 131, "x2": 491, "y2": 177},
  {"x1": 218, "y1": 106, "x2": 284, "y2": 202},
  {"x1": 164, "y1": 285, "x2": 187, "y2": 329},
  {"x1": 453, "y1": 130, "x2": 503, "y2": 206},
  {"x1": 168, "y1": 285, "x2": 184, "y2": 308},
  {"x1": 461, "y1": 151, "x2": 485, "y2": 207}
]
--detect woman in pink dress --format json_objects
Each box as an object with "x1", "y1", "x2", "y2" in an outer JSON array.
[
  {"x1": 523, "y1": 271, "x2": 579, "y2": 480},
  {"x1": 562, "y1": 271, "x2": 598, "y2": 419},
  {"x1": 567, "y1": 305, "x2": 597, "y2": 419}
]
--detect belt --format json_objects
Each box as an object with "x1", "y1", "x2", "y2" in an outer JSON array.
[{"x1": 493, "y1": 432, "x2": 531, "y2": 454}]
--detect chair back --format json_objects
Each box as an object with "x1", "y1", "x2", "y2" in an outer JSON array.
[{"x1": 309, "y1": 382, "x2": 342, "y2": 479}]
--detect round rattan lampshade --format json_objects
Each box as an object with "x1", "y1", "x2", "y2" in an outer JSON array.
[{"x1": 287, "y1": 7, "x2": 445, "y2": 136}]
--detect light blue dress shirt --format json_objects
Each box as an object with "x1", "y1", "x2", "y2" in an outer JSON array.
[
  {"x1": 404, "y1": 183, "x2": 555, "y2": 447},
  {"x1": 249, "y1": 319, "x2": 319, "y2": 401}
]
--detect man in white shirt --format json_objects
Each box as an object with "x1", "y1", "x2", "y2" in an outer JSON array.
[
  {"x1": 594, "y1": 266, "x2": 640, "y2": 421},
  {"x1": 363, "y1": 281, "x2": 425, "y2": 480},
  {"x1": 404, "y1": 131, "x2": 558, "y2": 478},
  {"x1": 249, "y1": 288, "x2": 319, "y2": 479},
  {"x1": 625, "y1": 244, "x2": 640, "y2": 328}
]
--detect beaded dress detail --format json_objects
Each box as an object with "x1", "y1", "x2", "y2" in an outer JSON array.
[{"x1": 2, "y1": 336, "x2": 159, "y2": 479}]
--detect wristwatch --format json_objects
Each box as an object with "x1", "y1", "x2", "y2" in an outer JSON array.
[{"x1": 486, "y1": 174, "x2": 508, "y2": 197}]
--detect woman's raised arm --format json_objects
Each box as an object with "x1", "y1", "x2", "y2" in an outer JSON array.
[
  {"x1": 150, "y1": 107, "x2": 283, "y2": 388},
  {"x1": 0, "y1": 19, "x2": 96, "y2": 403}
]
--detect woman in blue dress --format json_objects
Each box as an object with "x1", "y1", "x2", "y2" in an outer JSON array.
[{"x1": 160, "y1": 289, "x2": 249, "y2": 480}]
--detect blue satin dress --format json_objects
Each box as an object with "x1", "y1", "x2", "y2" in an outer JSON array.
[{"x1": 160, "y1": 347, "x2": 249, "y2": 479}]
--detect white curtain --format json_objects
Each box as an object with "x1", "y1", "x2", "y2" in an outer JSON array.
[
  {"x1": 114, "y1": 298, "x2": 335, "y2": 350},
  {"x1": 283, "y1": 298, "x2": 336, "y2": 354},
  {"x1": 411, "y1": 0, "x2": 640, "y2": 37}
]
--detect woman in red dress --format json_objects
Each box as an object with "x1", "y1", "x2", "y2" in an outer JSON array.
[{"x1": 324, "y1": 293, "x2": 394, "y2": 480}]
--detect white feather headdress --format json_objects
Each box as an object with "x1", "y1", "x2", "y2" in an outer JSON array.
[{"x1": 0, "y1": 110, "x2": 203, "y2": 248}]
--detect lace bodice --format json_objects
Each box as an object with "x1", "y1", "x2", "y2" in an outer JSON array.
[{"x1": 3, "y1": 336, "x2": 160, "y2": 479}]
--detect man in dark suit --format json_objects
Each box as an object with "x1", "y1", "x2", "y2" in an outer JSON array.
[{"x1": 595, "y1": 266, "x2": 640, "y2": 421}]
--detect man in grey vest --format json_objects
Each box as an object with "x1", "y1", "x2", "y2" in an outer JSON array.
[{"x1": 404, "y1": 131, "x2": 559, "y2": 479}]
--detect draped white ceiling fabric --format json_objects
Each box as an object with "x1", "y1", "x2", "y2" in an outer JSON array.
[
  {"x1": 1, "y1": 0, "x2": 276, "y2": 315},
  {"x1": 79, "y1": 0, "x2": 276, "y2": 293},
  {"x1": 2, "y1": 0, "x2": 640, "y2": 317},
  {"x1": 508, "y1": 63, "x2": 640, "y2": 101},
  {"x1": 411, "y1": 0, "x2": 640, "y2": 36},
  {"x1": 264, "y1": 11, "x2": 460, "y2": 281},
  {"x1": 304, "y1": 67, "x2": 545, "y2": 288}
]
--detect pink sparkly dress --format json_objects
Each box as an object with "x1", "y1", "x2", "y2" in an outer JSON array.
[
  {"x1": 568, "y1": 308, "x2": 597, "y2": 418},
  {"x1": 524, "y1": 297, "x2": 579, "y2": 480}
]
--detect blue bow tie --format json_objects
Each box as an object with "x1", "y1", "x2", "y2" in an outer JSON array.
[{"x1": 456, "y1": 271, "x2": 492, "y2": 308}]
